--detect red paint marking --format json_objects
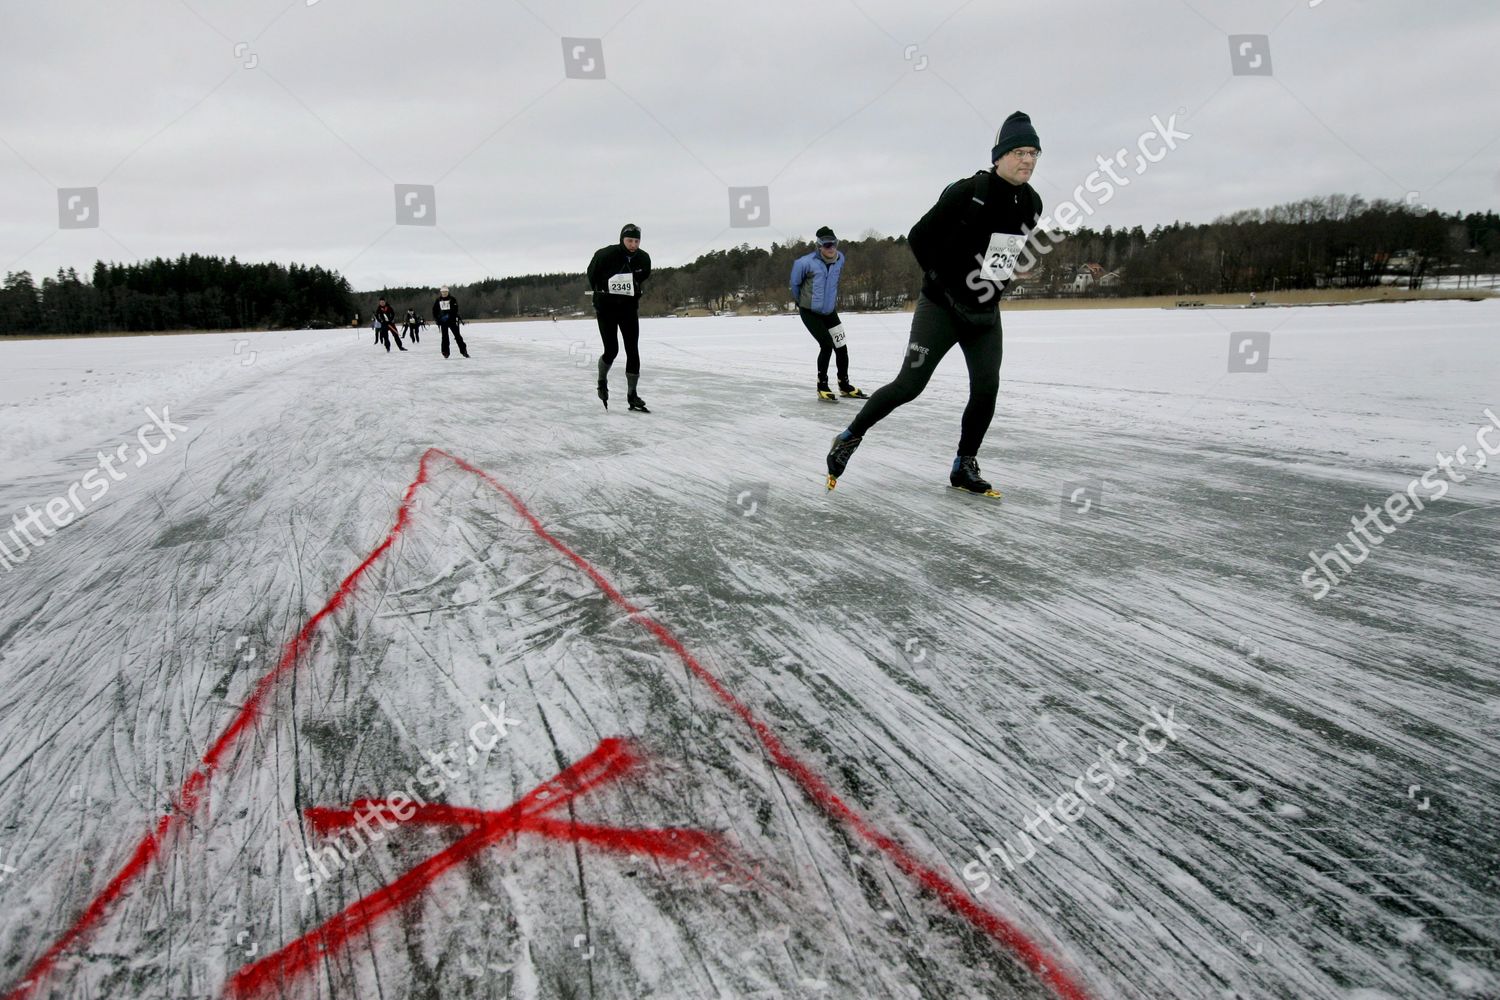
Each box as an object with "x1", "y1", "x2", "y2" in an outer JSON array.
[
  {"x1": 440, "y1": 451, "x2": 1094, "y2": 1000},
  {"x1": 3, "y1": 448, "x2": 1094, "y2": 1000},
  {"x1": 229, "y1": 738, "x2": 725, "y2": 999},
  {"x1": 308, "y1": 800, "x2": 720, "y2": 863},
  {"x1": 2, "y1": 454, "x2": 438, "y2": 1000}
]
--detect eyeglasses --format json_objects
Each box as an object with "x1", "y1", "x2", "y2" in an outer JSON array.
[{"x1": 1009, "y1": 148, "x2": 1041, "y2": 160}]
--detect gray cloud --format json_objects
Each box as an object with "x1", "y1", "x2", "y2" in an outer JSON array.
[{"x1": 2, "y1": 0, "x2": 1495, "y2": 290}]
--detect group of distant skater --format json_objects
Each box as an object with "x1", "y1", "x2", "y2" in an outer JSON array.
[
  {"x1": 373, "y1": 112, "x2": 1045, "y2": 496},
  {"x1": 371, "y1": 286, "x2": 468, "y2": 359}
]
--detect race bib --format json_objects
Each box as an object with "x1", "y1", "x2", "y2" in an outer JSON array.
[
  {"x1": 607, "y1": 273, "x2": 635, "y2": 296},
  {"x1": 828, "y1": 324, "x2": 847, "y2": 348},
  {"x1": 980, "y1": 233, "x2": 1024, "y2": 283}
]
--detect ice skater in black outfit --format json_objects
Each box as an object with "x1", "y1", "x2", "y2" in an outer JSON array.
[
  {"x1": 374, "y1": 298, "x2": 407, "y2": 352},
  {"x1": 826, "y1": 111, "x2": 1044, "y2": 496},
  {"x1": 432, "y1": 286, "x2": 468, "y2": 358},
  {"x1": 403, "y1": 309, "x2": 420, "y2": 343},
  {"x1": 586, "y1": 223, "x2": 652, "y2": 411}
]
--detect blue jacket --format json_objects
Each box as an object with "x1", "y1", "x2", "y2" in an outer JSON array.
[{"x1": 789, "y1": 249, "x2": 844, "y2": 314}]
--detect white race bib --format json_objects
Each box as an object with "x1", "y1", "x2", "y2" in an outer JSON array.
[
  {"x1": 980, "y1": 233, "x2": 1024, "y2": 283},
  {"x1": 607, "y1": 273, "x2": 635, "y2": 296},
  {"x1": 828, "y1": 324, "x2": 847, "y2": 347},
  {"x1": 437, "y1": 299, "x2": 451, "y2": 311}
]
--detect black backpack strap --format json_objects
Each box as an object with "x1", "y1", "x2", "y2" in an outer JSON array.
[{"x1": 969, "y1": 169, "x2": 993, "y2": 223}]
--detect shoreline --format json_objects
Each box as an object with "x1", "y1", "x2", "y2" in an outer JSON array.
[{"x1": 0, "y1": 288, "x2": 1492, "y2": 341}]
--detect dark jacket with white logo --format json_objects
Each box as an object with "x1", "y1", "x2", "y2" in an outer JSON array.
[{"x1": 909, "y1": 169, "x2": 1043, "y2": 318}]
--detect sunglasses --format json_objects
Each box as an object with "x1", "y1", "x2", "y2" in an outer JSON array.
[{"x1": 819, "y1": 240, "x2": 838, "y2": 248}]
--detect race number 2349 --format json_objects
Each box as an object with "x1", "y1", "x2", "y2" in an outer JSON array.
[
  {"x1": 980, "y1": 234, "x2": 1024, "y2": 283},
  {"x1": 608, "y1": 273, "x2": 635, "y2": 296}
]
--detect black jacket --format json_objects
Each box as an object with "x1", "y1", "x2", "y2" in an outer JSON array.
[
  {"x1": 587, "y1": 244, "x2": 652, "y2": 309},
  {"x1": 909, "y1": 169, "x2": 1042, "y2": 318},
  {"x1": 432, "y1": 295, "x2": 460, "y2": 324},
  {"x1": 374, "y1": 304, "x2": 396, "y2": 329}
]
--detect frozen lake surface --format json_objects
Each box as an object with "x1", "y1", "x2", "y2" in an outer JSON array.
[{"x1": 1, "y1": 300, "x2": 1497, "y2": 999}]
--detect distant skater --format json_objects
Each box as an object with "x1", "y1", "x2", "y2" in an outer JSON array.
[
  {"x1": 374, "y1": 297, "x2": 406, "y2": 352},
  {"x1": 587, "y1": 223, "x2": 653, "y2": 412},
  {"x1": 432, "y1": 285, "x2": 469, "y2": 359},
  {"x1": 790, "y1": 226, "x2": 865, "y2": 401}
]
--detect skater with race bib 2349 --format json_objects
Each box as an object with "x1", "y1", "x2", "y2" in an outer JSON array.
[{"x1": 587, "y1": 223, "x2": 652, "y2": 412}]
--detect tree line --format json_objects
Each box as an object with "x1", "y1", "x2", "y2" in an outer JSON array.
[
  {"x1": 4, "y1": 195, "x2": 1496, "y2": 335},
  {"x1": 366, "y1": 195, "x2": 1498, "y2": 317},
  {"x1": 1094, "y1": 196, "x2": 1500, "y2": 297},
  {"x1": 0, "y1": 255, "x2": 353, "y2": 335}
]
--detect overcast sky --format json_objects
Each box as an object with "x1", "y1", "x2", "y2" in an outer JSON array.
[{"x1": 2, "y1": 0, "x2": 1496, "y2": 291}]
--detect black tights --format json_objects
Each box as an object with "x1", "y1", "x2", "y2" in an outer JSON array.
[
  {"x1": 439, "y1": 320, "x2": 467, "y2": 357},
  {"x1": 596, "y1": 306, "x2": 640, "y2": 375},
  {"x1": 847, "y1": 293, "x2": 1002, "y2": 456},
  {"x1": 798, "y1": 308, "x2": 849, "y2": 386}
]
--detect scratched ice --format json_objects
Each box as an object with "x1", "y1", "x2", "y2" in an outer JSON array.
[{"x1": 1, "y1": 302, "x2": 1497, "y2": 999}]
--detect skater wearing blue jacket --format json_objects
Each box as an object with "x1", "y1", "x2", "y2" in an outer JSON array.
[{"x1": 790, "y1": 227, "x2": 865, "y2": 401}]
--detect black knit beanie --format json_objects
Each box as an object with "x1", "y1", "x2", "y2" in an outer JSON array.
[
  {"x1": 815, "y1": 226, "x2": 837, "y2": 244},
  {"x1": 620, "y1": 223, "x2": 641, "y2": 241},
  {"x1": 991, "y1": 111, "x2": 1040, "y2": 163}
]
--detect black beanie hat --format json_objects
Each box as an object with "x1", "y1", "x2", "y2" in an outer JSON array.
[
  {"x1": 991, "y1": 111, "x2": 1040, "y2": 163},
  {"x1": 815, "y1": 226, "x2": 837, "y2": 244},
  {"x1": 620, "y1": 223, "x2": 641, "y2": 240}
]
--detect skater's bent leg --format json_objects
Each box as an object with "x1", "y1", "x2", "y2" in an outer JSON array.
[
  {"x1": 620, "y1": 312, "x2": 641, "y2": 376},
  {"x1": 847, "y1": 373, "x2": 926, "y2": 437},
  {"x1": 451, "y1": 325, "x2": 468, "y2": 356},
  {"x1": 956, "y1": 318, "x2": 1003, "y2": 456},
  {"x1": 800, "y1": 309, "x2": 835, "y2": 381},
  {"x1": 596, "y1": 312, "x2": 621, "y2": 369},
  {"x1": 825, "y1": 310, "x2": 850, "y2": 384},
  {"x1": 847, "y1": 293, "x2": 959, "y2": 438}
]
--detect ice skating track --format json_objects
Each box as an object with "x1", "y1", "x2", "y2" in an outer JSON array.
[{"x1": 2, "y1": 447, "x2": 1093, "y2": 1000}]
